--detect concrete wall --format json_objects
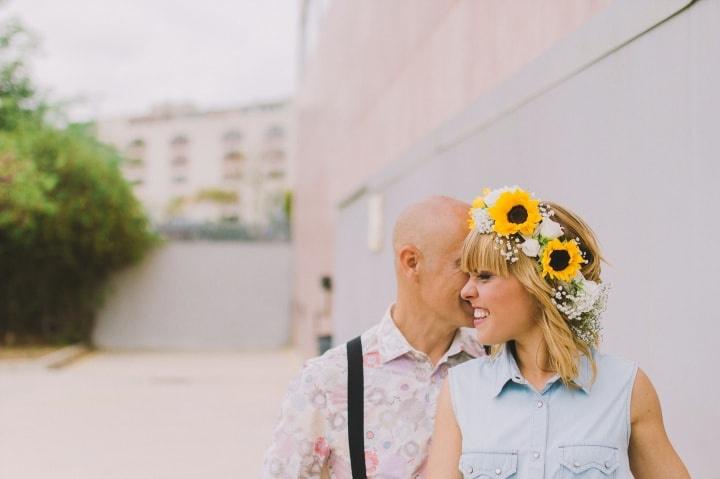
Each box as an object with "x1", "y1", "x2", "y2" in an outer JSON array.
[
  {"x1": 93, "y1": 241, "x2": 291, "y2": 350},
  {"x1": 334, "y1": 0, "x2": 716, "y2": 476},
  {"x1": 293, "y1": 0, "x2": 613, "y2": 356}
]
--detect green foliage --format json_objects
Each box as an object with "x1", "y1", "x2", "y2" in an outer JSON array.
[
  {"x1": 0, "y1": 16, "x2": 157, "y2": 344},
  {"x1": 0, "y1": 17, "x2": 42, "y2": 130},
  {"x1": 165, "y1": 196, "x2": 187, "y2": 217},
  {"x1": 0, "y1": 125, "x2": 159, "y2": 343},
  {"x1": 283, "y1": 190, "x2": 292, "y2": 222},
  {"x1": 195, "y1": 188, "x2": 239, "y2": 204}
]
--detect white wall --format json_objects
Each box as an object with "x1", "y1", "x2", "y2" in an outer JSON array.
[
  {"x1": 93, "y1": 242, "x2": 291, "y2": 350},
  {"x1": 334, "y1": 0, "x2": 717, "y2": 476}
]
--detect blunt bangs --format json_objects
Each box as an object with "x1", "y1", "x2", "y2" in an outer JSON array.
[{"x1": 460, "y1": 229, "x2": 510, "y2": 277}]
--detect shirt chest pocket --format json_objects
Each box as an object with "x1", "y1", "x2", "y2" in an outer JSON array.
[
  {"x1": 559, "y1": 445, "x2": 620, "y2": 478},
  {"x1": 459, "y1": 451, "x2": 517, "y2": 479}
]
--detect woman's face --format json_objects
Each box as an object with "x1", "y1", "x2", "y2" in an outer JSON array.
[{"x1": 460, "y1": 270, "x2": 539, "y2": 345}]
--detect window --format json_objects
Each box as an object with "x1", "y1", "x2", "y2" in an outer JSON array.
[
  {"x1": 223, "y1": 170, "x2": 243, "y2": 180},
  {"x1": 128, "y1": 138, "x2": 146, "y2": 149},
  {"x1": 126, "y1": 138, "x2": 146, "y2": 165},
  {"x1": 125, "y1": 157, "x2": 145, "y2": 168},
  {"x1": 224, "y1": 151, "x2": 245, "y2": 162},
  {"x1": 170, "y1": 134, "x2": 189, "y2": 147},
  {"x1": 265, "y1": 125, "x2": 285, "y2": 140},
  {"x1": 171, "y1": 156, "x2": 188, "y2": 167},
  {"x1": 222, "y1": 130, "x2": 243, "y2": 142},
  {"x1": 263, "y1": 149, "x2": 285, "y2": 164}
]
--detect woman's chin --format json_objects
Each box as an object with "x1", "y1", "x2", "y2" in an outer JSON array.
[{"x1": 475, "y1": 329, "x2": 505, "y2": 346}]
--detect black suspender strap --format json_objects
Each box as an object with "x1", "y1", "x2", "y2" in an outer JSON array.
[{"x1": 346, "y1": 335, "x2": 366, "y2": 479}]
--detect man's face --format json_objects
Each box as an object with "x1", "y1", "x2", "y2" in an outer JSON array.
[{"x1": 419, "y1": 231, "x2": 475, "y2": 329}]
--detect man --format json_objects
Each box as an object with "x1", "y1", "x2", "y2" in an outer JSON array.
[{"x1": 261, "y1": 196, "x2": 484, "y2": 478}]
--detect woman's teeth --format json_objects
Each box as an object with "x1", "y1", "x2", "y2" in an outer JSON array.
[{"x1": 474, "y1": 309, "x2": 488, "y2": 319}]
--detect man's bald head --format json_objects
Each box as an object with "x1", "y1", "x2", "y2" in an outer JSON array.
[
  {"x1": 392, "y1": 196, "x2": 475, "y2": 331},
  {"x1": 392, "y1": 196, "x2": 470, "y2": 260}
]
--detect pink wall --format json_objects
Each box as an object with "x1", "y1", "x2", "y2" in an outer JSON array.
[{"x1": 292, "y1": 0, "x2": 613, "y2": 357}]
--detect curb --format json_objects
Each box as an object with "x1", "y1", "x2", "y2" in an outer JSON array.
[{"x1": 38, "y1": 344, "x2": 91, "y2": 369}]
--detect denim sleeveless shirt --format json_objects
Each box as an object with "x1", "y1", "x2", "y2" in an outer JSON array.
[{"x1": 448, "y1": 347, "x2": 637, "y2": 478}]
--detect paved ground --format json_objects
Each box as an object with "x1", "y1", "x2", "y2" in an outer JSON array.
[{"x1": 0, "y1": 349, "x2": 304, "y2": 478}]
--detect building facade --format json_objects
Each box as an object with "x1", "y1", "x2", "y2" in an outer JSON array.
[
  {"x1": 95, "y1": 101, "x2": 293, "y2": 229},
  {"x1": 292, "y1": 0, "x2": 612, "y2": 357},
  {"x1": 301, "y1": 0, "x2": 718, "y2": 475}
]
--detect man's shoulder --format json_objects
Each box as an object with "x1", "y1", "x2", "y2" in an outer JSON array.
[
  {"x1": 300, "y1": 343, "x2": 347, "y2": 377},
  {"x1": 299, "y1": 322, "x2": 382, "y2": 373}
]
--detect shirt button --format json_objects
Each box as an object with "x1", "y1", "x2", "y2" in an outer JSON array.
[
  {"x1": 495, "y1": 468, "x2": 502, "y2": 475},
  {"x1": 533, "y1": 452, "x2": 540, "y2": 459},
  {"x1": 536, "y1": 400, "x2": 544, "y2": 408},
  {"x1": 465, "y1": 465, "x2": 473, "y2": 474},
  {"x1": 574, "y1": 461, "x2": 581, "y2": 468},
  {"x1": 604, "y1": 462, "x2": 611, "y2": 469}
]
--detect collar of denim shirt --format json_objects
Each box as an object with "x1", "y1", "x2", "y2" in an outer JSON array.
[{"x1": 491, "y1": 344, "x2": 593, "y2": 397}]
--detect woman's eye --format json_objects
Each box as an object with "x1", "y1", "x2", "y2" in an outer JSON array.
[{"x1": 476, "y1": 272, "x2": 493, "y2": 281}]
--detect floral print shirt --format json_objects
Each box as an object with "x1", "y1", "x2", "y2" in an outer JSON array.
[{"x1": 261, "y1": 306, "x2": 485, "y2": 478}]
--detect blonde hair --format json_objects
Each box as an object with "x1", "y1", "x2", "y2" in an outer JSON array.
[{"x1": 461, "y1": 201, "x2": 603, "y2": 386}]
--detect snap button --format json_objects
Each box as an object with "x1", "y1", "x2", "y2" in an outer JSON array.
[
  {"x1": 536, "y1": 400, "x2": 543, "y2": 408},
  {"x1": 495, "y1": 468, "x2": 501, "y2": 475},
  {"x1": 466, "y1": 465, "x2": 473, "y2": 474},
  {"x1": 533, "y1": 452, "x2": 540, "y2": 459},
  {"x1": 574, "y1": 461, "x2": 581, "y2": 468},
  {"x1": 604, "y1": 462, "x2": 611, "y2": 469}
]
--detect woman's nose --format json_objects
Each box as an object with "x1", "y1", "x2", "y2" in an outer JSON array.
[{"x1": 460, "y1": 277, "x2": 476, "y2": 301}]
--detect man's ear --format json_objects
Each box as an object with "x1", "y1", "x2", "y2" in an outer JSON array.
[{"x1": 398, "y1": 245, "x2": 421, "y2": 278}]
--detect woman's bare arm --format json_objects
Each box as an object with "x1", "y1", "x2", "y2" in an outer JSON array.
[
  {"x1": 628, "y1": 368, "x2": 690, "y2": 478},
  {"x1": 426, "y1": 379, "x2": 463, "y2": 479}
]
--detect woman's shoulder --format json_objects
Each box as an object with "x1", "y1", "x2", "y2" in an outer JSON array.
[
  {"x1": 449, "y1": 354, "x2": 497, "y2": 379},
  {"x1": 591, "y1": 350, "x2": 639, "y2": 387},
  {"x1": 447, "y1": 355, "x2": 499, "y2": 416},
  {"x1": 594, "y1": 350, "x2": 637, "y2": 371}
]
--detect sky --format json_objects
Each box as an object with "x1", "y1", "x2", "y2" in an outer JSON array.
[{"x1": 1, "y1": 0, "x2": 300, "y2": 121}]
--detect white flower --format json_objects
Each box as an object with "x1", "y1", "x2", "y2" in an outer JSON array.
[
  {"x1": 539, "y1": 218, "x2": 564, "y2": 239},
  {"x1": 520, "y1": 238, "x2": 540, "y2": 257},
  {"x1": 483, "y1": 185, "x2": 519, "y2": 207},
  {"x1": 472, "y1": 208, "x2": 493, "y2": 234},
  {"x1": 572, "y1": 278, "x2": 607, "y2": 314}
]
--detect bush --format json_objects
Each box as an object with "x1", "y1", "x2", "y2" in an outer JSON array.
[
  {"x1": 0, "y1": 123, "x2": 159, "y2": 344},
  {"x1": 0, "y1": 13, "x2": 159, "y2": 344}
]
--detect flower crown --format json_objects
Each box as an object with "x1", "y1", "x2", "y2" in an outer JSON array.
[{"x1": 468, "y1": 186, "x2": 609, "y2": 345}]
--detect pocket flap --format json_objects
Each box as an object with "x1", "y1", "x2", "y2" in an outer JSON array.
[
  {"x1": 459, "y1": 451, "x2": 517, "y2": 479},
  {"x1": 559, "y1": 444, "x2": 619, "y2": 475}
]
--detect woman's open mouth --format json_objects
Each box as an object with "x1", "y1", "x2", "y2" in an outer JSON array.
[{"x1": 473, "y1": 308, "x2": 488, "y2": 327}]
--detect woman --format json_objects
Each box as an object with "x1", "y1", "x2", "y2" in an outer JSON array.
[{"x1": 427, "y1": 186, "x2": 689, "y2": 478}]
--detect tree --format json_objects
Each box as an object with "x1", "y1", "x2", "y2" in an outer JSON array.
[
  {"x1": 0, "y1": 15, "x2": 157, "y2": 344},
  {"x1": 0, "y1": 15, "x2": 42, "y2": 130}
]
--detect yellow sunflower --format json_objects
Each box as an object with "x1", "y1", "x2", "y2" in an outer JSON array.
[
  {"x1": 541, "y1": 238, "x2": 584, "y2": 282},
  {"x1": 487, "y1": 189, "x2": 541, "y2": 236}
]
